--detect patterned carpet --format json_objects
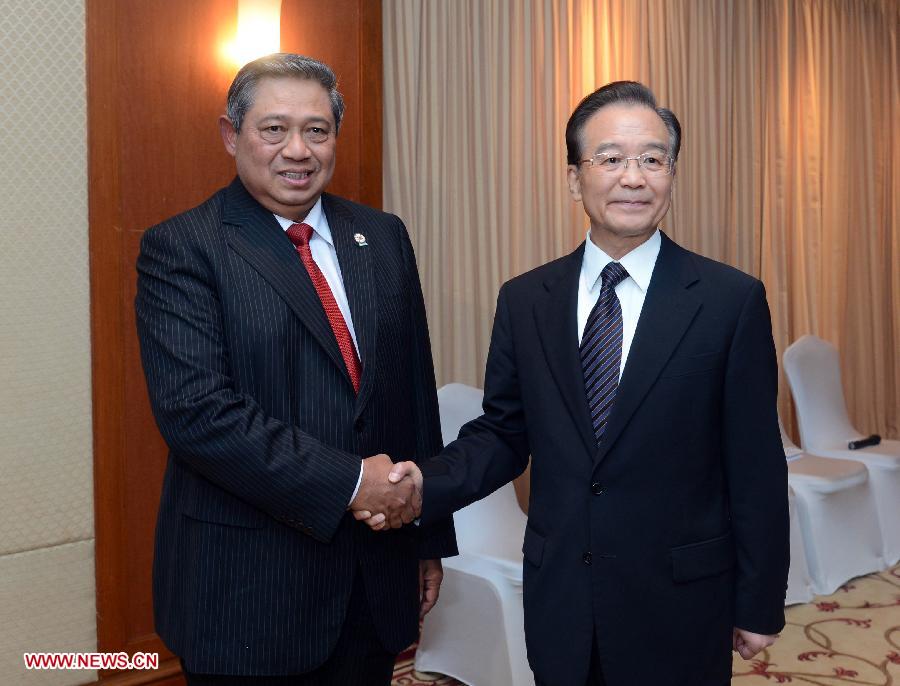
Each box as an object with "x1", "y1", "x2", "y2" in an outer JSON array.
[{"x1": 393, "y1": 563, "x2": 900, "y2": 685}]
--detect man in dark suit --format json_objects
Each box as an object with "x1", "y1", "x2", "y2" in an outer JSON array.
[
  {"x1": 363, "y1": 82, "x2": 789, "y2": 685},
  {"x1": 135, "y1": 53, "x2": 456, "y2": 685}
]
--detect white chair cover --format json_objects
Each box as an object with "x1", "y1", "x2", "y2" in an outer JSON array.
[
  {"x1": 783, "y1": 420, "x2": 884, "y2": 593},
  {"x1": 785, "y1": 487, "x2": 814, "y2": 605},
  {"x1": 784, "y1": 335, "x2": 900, "y2": 564},
  {"x1": 414, "y1": 383, "x2": 533, "y2": 686}
]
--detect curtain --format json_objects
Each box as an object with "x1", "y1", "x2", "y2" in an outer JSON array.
[{"x1": 383, "y1": 0, "x2": 899, "y2": 439}]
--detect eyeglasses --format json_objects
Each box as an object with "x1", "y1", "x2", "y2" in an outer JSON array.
[
  {"x1": 257, "y1": 125, "x2": 331, "y2": 145},
  {"x1": 578, "y1": 152, "x2": 673, "y2": 175}
]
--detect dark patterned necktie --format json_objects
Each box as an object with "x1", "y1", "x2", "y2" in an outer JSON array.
[
  {"x1": 581, "y1": 261, "x2": 629, "y2": 443},
  {"x1": 286, "y1": 223, "x2": 362, "y2": 393}
]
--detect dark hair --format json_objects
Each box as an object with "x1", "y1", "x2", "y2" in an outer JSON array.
[
  {"x1": 226, "y1": 53, "x2": 345, "y2": 134},
  {"x1": 565, "y1": 81, "x2": 681, "y2": 165}
]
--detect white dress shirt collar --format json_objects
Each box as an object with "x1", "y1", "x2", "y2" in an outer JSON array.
[
  {"x1": 273, "y1": 196, "x2": 332, "y2": 245},
  {"x1": 582, "y1": 228, "x2": 661, "y2": 294}
]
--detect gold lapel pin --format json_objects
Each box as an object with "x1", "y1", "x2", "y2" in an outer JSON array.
[{"x1": 354, "y1": 233, "x2": 368, "y2": 247}]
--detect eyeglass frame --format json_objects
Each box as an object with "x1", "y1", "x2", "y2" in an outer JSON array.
[{"x1": 576, "y1": 151, "x2": 675, "y2": 175}]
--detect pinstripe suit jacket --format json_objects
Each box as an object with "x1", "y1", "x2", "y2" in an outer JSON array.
[{"x1": 135, "y1": 177, "x2": 457, "y2": 676}]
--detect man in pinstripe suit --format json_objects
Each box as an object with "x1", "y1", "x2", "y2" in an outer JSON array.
[{"x1": 135, "y1": 53, "x2": 457, "y2": 685}]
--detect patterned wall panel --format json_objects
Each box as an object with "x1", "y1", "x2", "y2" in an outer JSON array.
[
  {"x1": 0, "y1": 1, "x2": 96, "y2": 684},
  {"x1": 0, "y1": 542, "x2": 97, "y2": 685},
  {"x1": 0, "y1": 0, "x2": 93, "y2": 556}
]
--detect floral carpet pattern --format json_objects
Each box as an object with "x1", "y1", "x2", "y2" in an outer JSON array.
[
  {"x1": 393, "y1": 563, "x2": 900, "y2": 686},
  {"x1": 733, "y1": 563, "x2": 900, "y2": 685}
]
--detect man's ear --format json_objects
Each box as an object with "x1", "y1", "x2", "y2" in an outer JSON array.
[
  {"x1": 566, "y1": 165, "x2": 582, "y2": 202},
  {"x1": 219, "y1": 115, "x2": 238, "y2": 157}
]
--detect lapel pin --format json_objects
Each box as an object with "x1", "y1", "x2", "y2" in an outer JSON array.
[{"x1": 354, "y1": 233, "x2": 369, "y2": 247}]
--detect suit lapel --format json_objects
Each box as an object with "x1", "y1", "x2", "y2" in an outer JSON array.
[
  {"x1": 222, "y1": 179, "x2": 351, "y2": 387},
  {"x1": 594, "y1": 233, "x2": 701, "y2": 466},
  {"x1": 534, "y1": 245, "x2": 598, "y2": 459},
  {"x1": 323, "y1": 194, "x2": 378, "y2": 416}
]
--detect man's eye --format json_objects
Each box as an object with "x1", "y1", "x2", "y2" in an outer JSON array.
[
  {"x1": 306, "y1": 127, "x2": 330, "y2": 142},
  {"x1": 267, "y1": 126, "x2": 283, "y2": 132},
  {"x1": 603, "y1": 156, "x2": 621, "y2": 165}
]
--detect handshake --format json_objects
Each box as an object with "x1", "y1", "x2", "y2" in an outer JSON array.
[{"x1": 349, "y1": 454, "x2": 423, "y2": 530}]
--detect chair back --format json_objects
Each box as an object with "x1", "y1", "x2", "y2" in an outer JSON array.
[
  {"x1": 437, "y1": 383, "x2": 527, "y2": 563},
  {"x1": 783, "y1": 335, "x2": 858, "y2": 449},
  {"x1": 779, "y1": 416, "x2": 803, "y2": 458}
]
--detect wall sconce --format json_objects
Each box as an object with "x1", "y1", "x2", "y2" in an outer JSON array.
[{"x1": 224, "y1": 0, "x2": 282, "y2": 69}]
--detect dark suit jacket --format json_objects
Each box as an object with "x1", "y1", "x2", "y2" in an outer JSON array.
[
  {"x1": 135, "y1": 178, "x2": 457, "y2": 675},
  {"x1": 420, "y1": 233, "x2": 788, "y2": 686}
]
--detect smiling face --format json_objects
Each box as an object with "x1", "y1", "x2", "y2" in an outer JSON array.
[
  {"x1": 566, "y1": 104, "x2": 674, "y2": 258},
  {"x1": 219, "y1": 76, "x2": 337, "y2": 221}
]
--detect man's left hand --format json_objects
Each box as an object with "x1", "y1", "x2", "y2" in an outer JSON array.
[
  {"x1": 732, "y1": 627, "x2": 777, "y2": 659},
  {"x1": 419, "y1": 559, "x2": 443, "y2": 618}
]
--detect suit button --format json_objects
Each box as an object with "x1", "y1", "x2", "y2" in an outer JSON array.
[
  {"x1": 591, "y1": 482, "x2": 605, "y2": 495},
  {"x1": 582, "y1": 552, "x2": 593, "y2": 565},
  {"x1": 354, "y1": 418, "x2": 365, "y2": 432}
]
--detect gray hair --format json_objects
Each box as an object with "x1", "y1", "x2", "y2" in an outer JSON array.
[
  {"x1": 565, "y1": 81, "x2": 681, "y2": 165},
  {"x1": 226, "y1": 53, "x2": 345, "y2": 134}
]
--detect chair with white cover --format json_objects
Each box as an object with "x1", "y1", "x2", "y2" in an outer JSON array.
[
  {"x1": 785, "y1": 487, "x2": 814, "y2": 605},
  {"x1": 414, "y1": 383, "x2": 533, "y2": 686},
  {"x1": 781, "y1": 419, "x2": 884, "y2": 594},
  {"x1": 784, "y1": 335, "x2": 900, "y2": 564}
]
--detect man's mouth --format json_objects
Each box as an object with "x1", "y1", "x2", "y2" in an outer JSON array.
[
  {"x1": 610, "y1": 199, "x2": 650, "y2": 208},
  {"x1": 280, "y1": 171, "x2": 313, "y2": 180}
]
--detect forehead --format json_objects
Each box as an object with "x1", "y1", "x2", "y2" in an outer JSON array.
[
  {"x1": 580, "y1": 104, "x2": 669, "y2": 151},
  {"x1": 247, "y1": 76, "x2": 334, "y2": 123}
]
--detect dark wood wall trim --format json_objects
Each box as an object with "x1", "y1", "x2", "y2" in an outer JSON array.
[
  {"x1": 87, "y1": 0, "x2": 129, "y2": 659},
  {"x1": 358, "y1": 0, "x2": 384, "y2": 209}
]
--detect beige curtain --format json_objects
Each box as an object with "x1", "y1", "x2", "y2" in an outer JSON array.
[{"x1": 383, "y1": 0, "x2": 899, "y2": 439}]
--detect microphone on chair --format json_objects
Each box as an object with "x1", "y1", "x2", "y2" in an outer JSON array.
[{"x1": 848, "y1": 434, "x2": 881, "y2": 450}]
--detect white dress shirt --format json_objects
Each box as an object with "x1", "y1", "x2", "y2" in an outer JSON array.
[
  {"x1": 275, "y1": 198, "x2": 364, "y2": 502},
  {"x1": 275, "y1": 197, "x2": 360, "y2": 354},
  {"x1": 577, "y1": 229, "x2": 661, "y2": 380}
]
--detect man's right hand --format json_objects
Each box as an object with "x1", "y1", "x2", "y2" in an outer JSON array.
[
  {"x1": 350, "y1": 455, "x2": 422, "y2": 529},
  {"x1": 351, "y1": 459, "x2": 423, "y2": 530}
]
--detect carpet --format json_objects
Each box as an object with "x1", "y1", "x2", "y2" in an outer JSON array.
[
  {"x1": 733, "y1": 563, "x2": 900, "y2": 684},
  {"x1": 394, "y1": 563, "x2": 900, "y2": 686}
]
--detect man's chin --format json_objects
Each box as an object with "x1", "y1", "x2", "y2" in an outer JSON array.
[
  {"x1": 271, "y1": 191, "x2": 322, "y2": 215},
  {"x1": 605, "y1": 223, "x2": 657, "y2": 238}
]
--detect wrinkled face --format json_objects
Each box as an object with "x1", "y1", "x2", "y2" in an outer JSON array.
[
  {"x1": 220, "y1": 76, "x2": 336, "y2": 221},
  {"x1": 566, "y1": 104, "x2": 674, "y2": 254}
]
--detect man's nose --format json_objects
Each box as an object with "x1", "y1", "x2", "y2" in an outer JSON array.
[
  {"x1": 619, "y1": 159, "x2": 646, "y2": 187},
  {"x1": 282, "y1": 130, "x2": 310, "y2": 159}
]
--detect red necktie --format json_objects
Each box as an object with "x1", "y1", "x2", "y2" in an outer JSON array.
[{"x1": 286, "y1": 223, "x2": 362, "y2": 393}]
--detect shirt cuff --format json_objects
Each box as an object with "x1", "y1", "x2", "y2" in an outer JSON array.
[{"x1": 348, "y1": 461, "x2": 363, "y2": 507}]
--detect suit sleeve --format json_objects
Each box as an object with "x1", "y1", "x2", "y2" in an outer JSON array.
[
  {"x1": 722, "y1": 280, "x2": 790, "y2": 634},
  {"x1": 135, "y1": 223, "x2": 361, "y2": 543},
  {"x1": 419, "y1": 284, "x2": 531, "y2": 526},
  {"x1": 396, "y1": 221, "x2": 458, "y2": 559}
]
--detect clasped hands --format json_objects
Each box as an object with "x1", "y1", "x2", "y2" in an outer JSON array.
[{"x1": 349, "y1": 454, "x2": 422, "y2": 530}]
